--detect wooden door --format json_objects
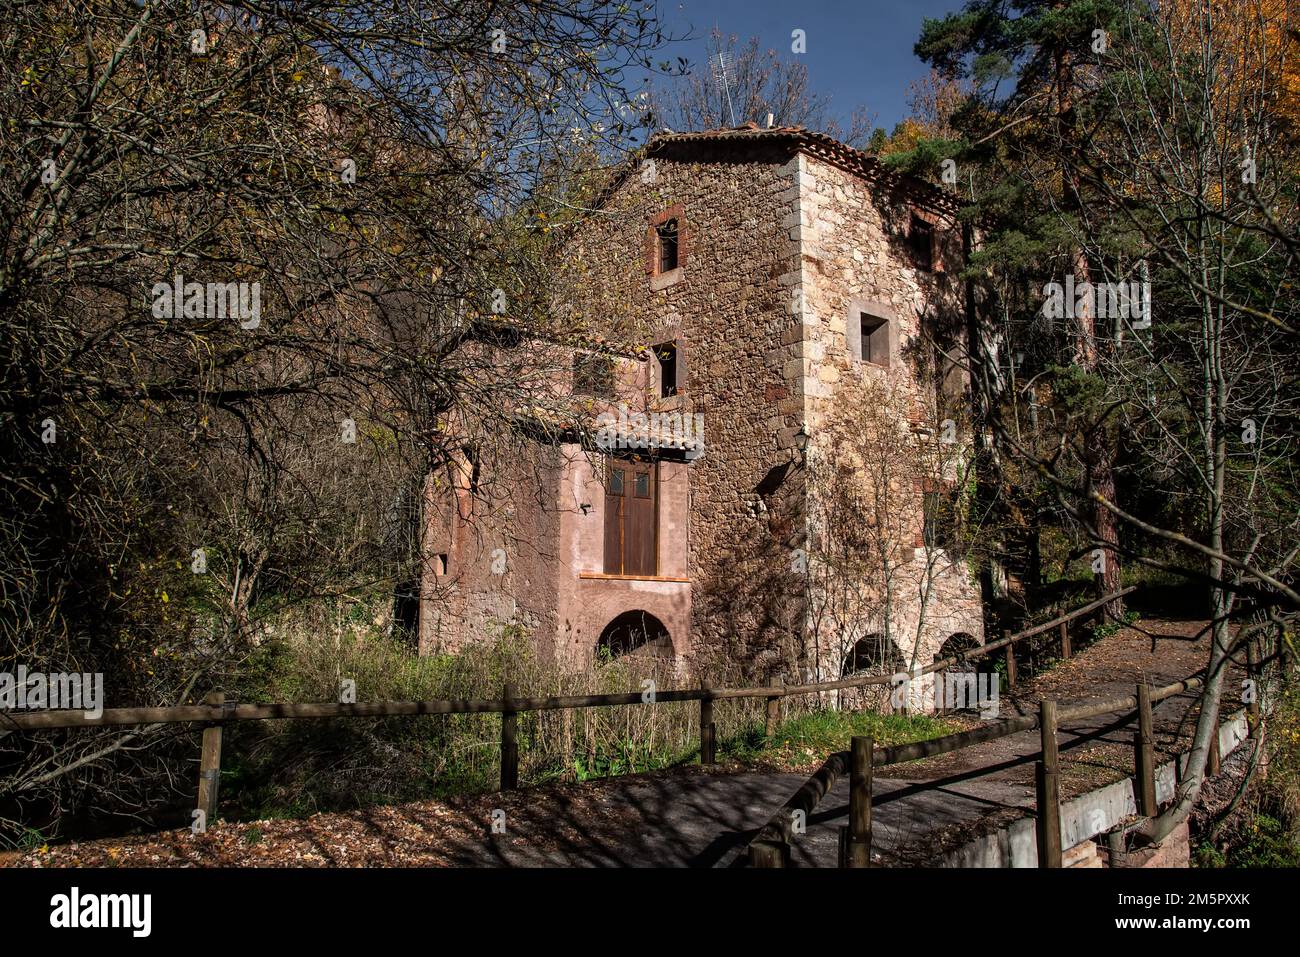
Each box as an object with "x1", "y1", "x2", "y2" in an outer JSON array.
[{"x1": 604, "y1": 459, "x2": 657, "y2": 575}]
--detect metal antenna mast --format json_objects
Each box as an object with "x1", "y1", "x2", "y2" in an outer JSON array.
[{"x1": 710, "y1": 49, "x2": 737, "y2": 127}]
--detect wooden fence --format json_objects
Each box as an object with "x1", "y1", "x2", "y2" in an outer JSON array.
[
  {"x1": 746, "y1": 671, "x2": 1214, "y2": 867},
  {"x1": 3, "y1": 588, "x2": 1136, "y2": 824},
  {"x1": 747, "y1": 626, "x2": 1271, "y2": 868}
]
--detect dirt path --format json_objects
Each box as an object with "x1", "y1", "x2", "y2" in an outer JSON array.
[{"x1": 8, "y1": 617, "x2": 1237, "y2": 868}]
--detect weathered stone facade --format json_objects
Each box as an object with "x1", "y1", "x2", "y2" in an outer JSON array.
[{"x1": 420, "y1": 126, "x2": 985, "y2": 699}]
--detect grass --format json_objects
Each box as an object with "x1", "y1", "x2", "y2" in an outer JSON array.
[
  {"x1": 721, "y1": 709, "x2": 956, "y2": 769},
  {"x1": 531, "y1": 708, "x2": 959, "y2": 784}
]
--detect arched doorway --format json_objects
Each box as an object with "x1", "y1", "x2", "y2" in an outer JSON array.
[
  {"x1": 934, "y1": 631, "x2": 986, "y2": 712},
  {"x1": 841, "y1": 634, "x2": 907, "y2": 713},
  {"x1": 841, "y1": 634, "x2": 906, "y2": 677},
  {"x1": 936, "y1": 631, "x2": 981, "y2": 670},
  {"x1": 596, "y1": 610, "x2": 673, "y2": 662}
]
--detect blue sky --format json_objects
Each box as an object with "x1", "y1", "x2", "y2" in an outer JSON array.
[{"x1": 648, "y1": 0, "x2": 966, "y2": 132}]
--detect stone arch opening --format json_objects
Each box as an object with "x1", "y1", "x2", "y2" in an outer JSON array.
[
  {"x1": 933, "y1": 631, "x2": 992, "y2": 713},
  {"x1": 596, "y1": 610, "x2": 673, "y2": 662},
  {"x1": 936, "y1": 631, "x2": 982, "y2": 671},
  {"x1": 841, "y1": 633, "x2": 906, "y2": 677},
  {"x1": 840, "y1": 633, "x2": 908, "y2": 714}
]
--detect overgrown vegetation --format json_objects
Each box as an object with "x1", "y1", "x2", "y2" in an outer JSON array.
[
  {"x1": 215, "y1": 606, "x2": 955, "y2": 823},
  {"x1": 1195, "y1": 679, "x2": 1300, "y2": 868}
]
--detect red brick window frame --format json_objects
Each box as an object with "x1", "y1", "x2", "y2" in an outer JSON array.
[{"x1": 645, "y1": 204, "x2": 687, "y2": 277}]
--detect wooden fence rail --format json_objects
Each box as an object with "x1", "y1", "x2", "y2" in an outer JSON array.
[
  {"x1": 0, "y1": 588, "x2": 1134, "y2": 826},
  {"x1": 748, "y1": 671, "x2": 1208, "y2": 868}
]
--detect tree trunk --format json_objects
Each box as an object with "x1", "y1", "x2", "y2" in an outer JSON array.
[{"x1": 1086, "y1": 434, "x2": 1125, "y2": 619}]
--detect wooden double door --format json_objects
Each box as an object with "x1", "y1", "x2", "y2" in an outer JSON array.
[{"x1": 604, "y1": 458, "x2": 657, "y2": 576}]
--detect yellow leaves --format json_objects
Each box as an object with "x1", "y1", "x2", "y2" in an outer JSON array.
[{"x1": 160, "y1": 592, "x2": 169, "y2": 603}]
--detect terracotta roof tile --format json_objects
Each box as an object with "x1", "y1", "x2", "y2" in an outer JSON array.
[{"x1": 638, "y1": 124, "x2": 962, "y2": 215}]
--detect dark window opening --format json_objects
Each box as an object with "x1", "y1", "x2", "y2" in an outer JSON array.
[
  {"x1": 923, "y1": 488, "x2": 959, "y2": 552},
  {"x1": 931, "y1": 335, "x2": 963, "y2": 405},
  {"x1": 462, "y1": 445, "x2": 481, "y2": 496},
  {"x1": 574, "y1": 352, "x2": 615, "y2": 399},
  {"x1": 860, "y1": 313, "x2": 889, "y2": 366},
  {"x1": 656, "y1": 218, "x2": 679, "y2": 273},
  {"x1": 383, "y1": 481, "x2": 423, "y2": 569},
  {"x1": 475, "y1": 324, "x2": 523, "y2": 348},
  {"x1": 654, "y1": 341, "x2": 678, "y2": 398},
  {"x1": 923, "y1": 491, "x2": 939, "y2": 549},
  {"x1": 392, "y1": 580, "x2": 420, "y2": 639},
  {"x1": 842, "y1": 634, "x2": 910, "y2": 713},
  {"x1": 909, "y1": 213, "x2": 934, "y2": 271},
  {"x1": 434, "y1": 553, "x2": 448, "y2": 576}
]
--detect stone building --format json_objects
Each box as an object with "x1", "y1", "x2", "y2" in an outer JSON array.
[{"x1": 419, "y1": 125, "x2": 985, "y2": 700}]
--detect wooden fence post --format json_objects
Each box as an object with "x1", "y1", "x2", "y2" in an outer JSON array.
[
  {"x1": 196, "y1": 691, "x2": 224, "y2": 822},
  {"x1": 1004, "y1": 630, "x2": 1017, "y2": 690},
  {"x1": 749, "y1": 839, "x2": 787, "y2": 868},
  {"x1": 839, "y1": 735, "x2": 872, "y2": 868},
  {"x1": 700, "y1": 695, "x2": 716, "y2": 765},
  {"x1": 500, "y1": 682, "x2": 518, "y2": 791},
  {"x1": 1059, "y1": 621, "x2": 1071, "y2": 660},
  {"x1": 1135, "y1": 682, "x2": 1157, "y2": 817},
  {"x1": 765, "y1": 676, "x2": 781, "y2": 739},
  {"x1": 1036, "y1": 699, "x2": 1062, "y2": 868}
]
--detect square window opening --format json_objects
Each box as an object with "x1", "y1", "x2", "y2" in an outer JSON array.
[
  {"x1": 860, "y1": 313, "x2": 890, "y2": 367},
  {"x1": 923, "y1": 489, "x2": 960, "y2": 553}
]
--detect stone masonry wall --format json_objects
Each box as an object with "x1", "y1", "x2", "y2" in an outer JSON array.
[
  {"x1": 794, "y1": 152, "x2": 985, "y2": 693},
  {"x1": 562, "y1": 144, "x2": 807, "y2": 677}
]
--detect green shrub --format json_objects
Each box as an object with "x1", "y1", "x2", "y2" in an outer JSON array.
[{"x1": 216, "y1": 601, "x2": 959, "y2": 821}]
